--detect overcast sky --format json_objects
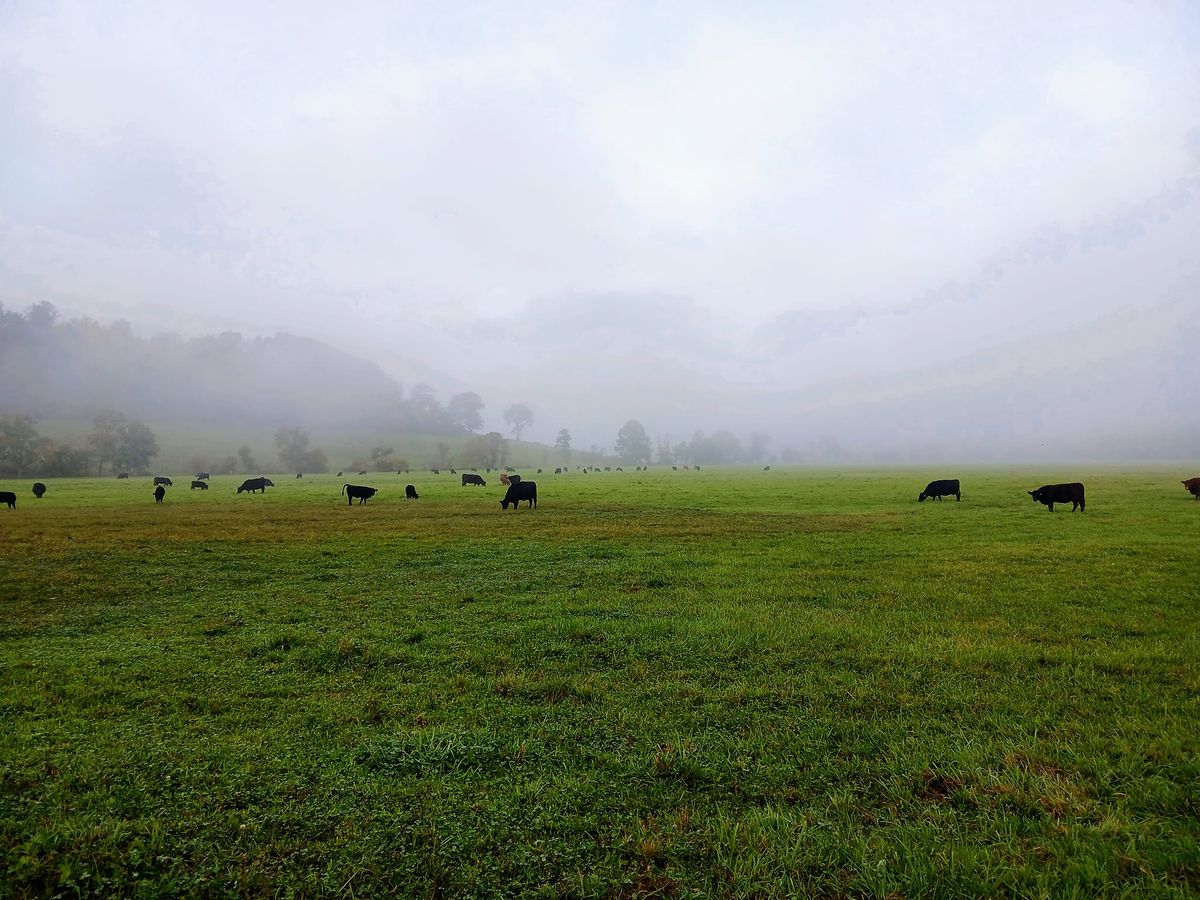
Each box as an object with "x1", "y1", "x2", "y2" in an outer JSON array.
[{"x1": 2, "y1": 1, "x2": 1198, "y2": 457}]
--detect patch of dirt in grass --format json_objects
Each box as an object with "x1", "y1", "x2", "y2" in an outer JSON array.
[{"x1": 916, "y1": 770, "x2": 964, "y2": 803}]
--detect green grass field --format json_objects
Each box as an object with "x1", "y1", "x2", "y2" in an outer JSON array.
[{"x1": 2, "y1": 467, "x2": 1197, "y2": 897}]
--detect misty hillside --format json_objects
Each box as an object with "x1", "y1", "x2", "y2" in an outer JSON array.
[{"x1": 0, "y1": 302, "x2": 463, "y2": 433}]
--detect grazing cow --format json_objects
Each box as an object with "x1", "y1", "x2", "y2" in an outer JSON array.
[
  {"x1": 296, "y1": 473, "x2": 303, "y2": 479},
  {"x1": 763, "y1": 466, "x2": 770, "y2": 471},
  {"x1": 337, "y1": 471, "x2": 343, "y2": 477},
  {"x1": 1029, "y1": 482, "x2": 1086, "y2": 512},
  {"x1": 450, "y1": 468, "x2": 457, "y2": 475},
  {"x1": 462, "y1": 473, "x2": 486, "y2": 487},
  {"x1": 190, "y1": 480, "x2": 209, "y2": 491},
  {"x1": 117, "y1": 472, "x2": 129, "y2": 479},
  {"x1": 237, "y1": 477, "x2": 274, "y2": 494},
  {"x1": 342, "y1": 483, "x2": 377, "y2": 505},
  {"x1": 32, "y1": 482, "x2": 46, "y2": 499},
  {"x1": 153, "y1": 485, "x2": 165, "y2": 504},
  {"x1": 358, "y1": 470, "x2": 367, "y2": 475},
  {"x1": 695, "y1": 466, "x2": 701, "y2": 471},
  {"x1": 555, "y1": 467, "x2": 562, "y2": 474},
  {"x1": 604, "y1": 466, "x2": 611, "y2": 472},
  {"x1": 405, "y1": 484, "x2": 419, "y2": 500},
  {"x1": 500, "y1": 472, "x2": 511, "y2": 486},
  {"x1": 501, "y1": 480, "x2": 537, "y2": 510},
  {"x1": 196, "y1": 472, "x2": 210, "y2": 480},
  {"x1": 672, "y1": 466, "x2": 678, "y2": 471},
  {"x1": 154, "y1": 476, "x2": 173, "y2": 487},
  {"x1": 616, "y1": 467, "x2": 623, "y2": 472},
  {"x1": 432, "y1": 469, "x2": 440, "y2": 475},
  {"x1": 1182, "y1": 477, "x2": 1200, "y2": 500},
  {"x1": 918, "y1": 479, "x2": 960, "y2": 502},
  {"x1": 537, "y1": 468, "x2": 542, "y2": 474},
  {"x1": 1, "y1": 491, "x2": 15, "y2": 509}
]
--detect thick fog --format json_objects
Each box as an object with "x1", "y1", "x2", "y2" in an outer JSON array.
[{"x1": 2, "y1": 2, "x2": 1198, "y2": 460}]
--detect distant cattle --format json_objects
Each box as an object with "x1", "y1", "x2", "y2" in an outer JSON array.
[
  {"x1": 296, "y1": 473, "x2": 303, "y2": 479},
  {"x1": 462, "y1": 473, "x2": 486, "y2": 487},
  {"x1": 153, "y1": 476, "x2": 173, "y2": 487},
  {"x1": 1182, "y1": 477, "x2": 1200, "y2": 500},
  {"x1": 450, "y1": 468, "x2": 457, "y2": 475},
  {"x1": 919, "y1": 479, "x2": 960, "y2": 502},
  {"x1": 615, "y1": 467, "x2": 623, "y2": 472},
  {"x1": 555, "y1": 467, "x2": 562, "y2": 475},
  {"x1": 32, "y1": 482, "x2": 46, "y2": 499},
  {"x1": 604, "y1": 467, "x2": 611, "y2": 472},
  {"x1": 763, "y1": 466, "x2": 771, "y2": 471},
  {"x1": 1029, "y1": 482, "x2": 1085, "y2": 512},
  {"x1": 672, "y1": 466, "x2": 678, "y2": 471},
  {"x1": 1, "y1": 491, "x2": 15, "y2": 509},
  {"x1": 501, "y1": 480, "x2": 537, "y2": 510},
  {"x1": 537, "y1": 468, "x2": 542, "y2": 474},
  {"x1": 117, "y1": 472, "x2": 129, "y2": 479},
  {"x1": 237, "y1": 477, "x2": 274, "y2": 494},
  {"x1": 153, "y1": 485, "x2": 165, "y2": 504},
  {"x1": 342, "y1": 483, "x2": 377, "y2": 505},
  {"x1": 405, "y1": 484, "x2": 419, "y2": 499},
  {"x1": 695, "y1": 466, "x2": 701, "y2": 471},
  {"x1": 337, "y1": 471, "x2": 343, "y2": 477},
  {"x1": 196, "y1": 472, "x2": 210, "y2": 480},
  {"x1": 358, "y1": 470, "x2": 366, "y2": 475},
  {"x1": 191, "y1": 480, "x2": 208, "y2": 490},
  {"x1": 432, "y1": 469, "x2": 440, "y2": 475}
]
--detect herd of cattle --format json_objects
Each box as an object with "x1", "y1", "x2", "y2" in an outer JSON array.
[{"x1": 3, "y1": 473, "x2": 1200, "y2": 511}]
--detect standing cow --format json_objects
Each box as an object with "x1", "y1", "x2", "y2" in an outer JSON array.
[
  {"x1": 191, "y1": 480, "x2": 209, "y2": 490},
  {"x1": 1028, "y1": 483, "x2": 1086, "y2": 512},
  {"x1": 1182, "y1": 477, "x2": 1200, "y2": 500},
  {"x1": 462, "y1": 473, "x2": 486, "y2": 487},
  {"x1": 153, "y1": 476, "x2": 173, "y2": 487},
  {"x1": 32, "y1": 483, "x2": 47, "y2": 499},
  {"x1": 342, "y1": 483, "x2": 377, "y2": 505},
  {"x1": 919, "y1": 479, "x2": 960, "y2": 502},
  {"x1": 405, "y1": 484, "x2": 419, "y2": 499},
  {"x1": 501, "y1": 480, "x2": 537, "y2": 510},
  {"x1": 153, "y1": 485, "x2": 166, "y2": 504},
  {"x1": 1, "y1": 491, "x2": 15, "y2": 509},
  {"x1": 237, "y1": 477, "x2": 274, "y2": 494}
]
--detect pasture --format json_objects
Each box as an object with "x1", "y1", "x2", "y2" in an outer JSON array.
[{"x1": 1, "y1": 467, "x2": 1197, "y2": 897}]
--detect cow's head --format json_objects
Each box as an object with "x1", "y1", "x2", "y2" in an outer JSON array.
[
  {"x1": 1028, "y1": 490, "x2": 1042, "y2": 502},
  {"x1": 918, "y1": 492, "x2": 927, "y2": 502}
]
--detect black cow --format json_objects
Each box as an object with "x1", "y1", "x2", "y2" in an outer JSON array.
[
  {"x1": 32, "y1": 482, "x2": 46, "y2": 499},
  {"x1": 1029, "y1": 483, "x2": 1085, "y2": 512},
  {"x1": 237, "y1": 477, "x2": 274, "y2": 494},
  {"x1": 342, "y1": 483, "x2": 377, "y2": 505},
  {"x1": 616, "y1": 467, "x2": 623, "y2": 472},
  {"x1": 337, "y1": 471, "x2": 343, "y2": 477},
  {"x1": 191, "y1": 480, "x2": 208, "y2": 490},
  {"x1": 919, "y1": 479, "x2": 960, "y2": 502},
  {"x1": 537, "y1": 468, "x2": 542, "y2": 474},
  {"x1": 672, "y1": 466, "x2": 678, "y2": 471},
  {"x1": 462, "y1": 473, "x2": 486, "y2": 487},
  {"x1": 153, "y1": 485, "x2": 165, "y2": 504},
  {"x1": 555, "y1": 467, "x2": 562, "y2": 474},
  {"x1": 358, "y1": 470, "x2": 367, "y2": 475},
  {"x1": 450, "y1": 468, "x2": 457, "y2": 475},
  {"x1": 154, "y1": 476, "x2": 173, "y2": 487},
  {"x1": 763, "y1": 466, "x2": 771, "y2": 471},
  {"x1": 1182, "y1": 477, "x2": 1200, "y2": 500},
  {"x1": 1, "y1": 491, "x2": 15, "y2": 509},
  {"x1": 196, "y1": 472, "x2": 210, "y2": 480},
  {"x1": 296, "y1": 473, "x2": 303, "y2": 479},
  {"x1": 501, "y1": 480, "x2": 537, "y2": 510},
  {"x1": 405, "y1": 484, "x2": 419, "y2": 499},
  {"x1": 432, "y1": 469, "x2": 440, "y2": 475},
  {"x1": 117, "y1": 472, "x2": 129, "y2": 479}
]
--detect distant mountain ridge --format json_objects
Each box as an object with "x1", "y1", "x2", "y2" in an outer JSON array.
[{"x1": 0, "y1": 302, "x2": 461, "y2": 432}]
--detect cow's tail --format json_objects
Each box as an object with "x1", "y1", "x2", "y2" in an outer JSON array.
[{"x1": 341, "y1": 483, "x2": 348, "y2": 495}]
